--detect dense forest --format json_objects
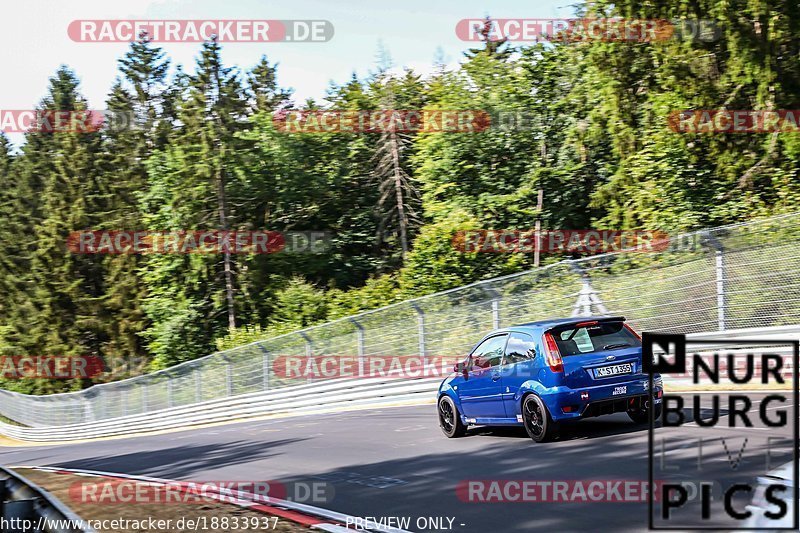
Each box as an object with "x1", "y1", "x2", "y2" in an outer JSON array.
[{"x1": 1, "y1": 1, "x2": 799, "y2": 394}]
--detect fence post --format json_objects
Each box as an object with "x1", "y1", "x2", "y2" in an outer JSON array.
[
  {"x1": 350, "y1": 318, "x2": 366, "y2": 378},
  {"x1": 195, "y1": 366, "x2": 203, "y2": 403},
  {"x1": 701, "y1": 231, "x2": 727, "y2": 331},
  {"x1": 300, "y1": 332, "x2": 313, "y2": 384},
  {"x1": 411, "y1": 304, "x2": 427, "y2": 368},
  {"x1": 715, "y1": 248, "x2": 727, "y2": 331},
  {"x1": 166, "y1": 374, "x2": 173, "y2": 408},
  {"x1": 257, "y1": 345, "x2": 270, "y2": 391},
  {"x1": 484, "y1": 285, "x2": 501, "y2": 329},
  {"x1": 83, "y1": 397, "x2": 94, "y2": 424},
  {"x1": 224, "y1": 358, "x2": 234, "y2": 396}
]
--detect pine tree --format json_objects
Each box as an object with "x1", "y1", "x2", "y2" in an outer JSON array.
[
  {"x1": 8, "y1": 68, "x2": 109, "y2": 392},
  {"x1": 96, "y1": 37, "x2": 172, "y2": 378},
  {"x1": 247, "y1": 56, "x2": 292, "y2": 113},
  {"x1": 140, "y1": 38, "x2": 252, "y2": 367}
]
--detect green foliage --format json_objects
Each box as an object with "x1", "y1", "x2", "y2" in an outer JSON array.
[{"x1": 3, "y1": 5, "x2": 800, "y2": 393}]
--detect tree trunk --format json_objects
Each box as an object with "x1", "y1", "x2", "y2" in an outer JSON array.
[{"x1": 389, "y1": 130, "x2": 409, "y2": 259}]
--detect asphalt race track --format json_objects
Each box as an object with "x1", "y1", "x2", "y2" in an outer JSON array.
[{"x1": 2, "y1": 393, "x2": 795, "y2": 532}]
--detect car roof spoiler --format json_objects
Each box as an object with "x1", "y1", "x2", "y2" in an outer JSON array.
[{"x1": 547, "y1": 316, "x2": 627, "y2": 332}]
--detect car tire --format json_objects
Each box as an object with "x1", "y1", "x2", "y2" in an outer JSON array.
[
  {"x1": 522, "y1": 394, "x2": 558, "y2": 443},
  {"x1": 628, "y1": 402, "x2": 662, "y2": 424},
  {"x1": 438, "y1": 395, "x2": 467, "y2": 438}
]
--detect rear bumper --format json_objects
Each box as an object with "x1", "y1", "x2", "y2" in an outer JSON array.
[
  {"x1": 540, "y1": 375, "x2": 663, "y2": 421},
  {"x1": 580, "y1": 394, "x2": 652, "y2": 418}
]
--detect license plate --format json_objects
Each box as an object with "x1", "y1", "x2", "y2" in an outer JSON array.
[{"x1": 594, "y1": 363, "x2": 632, "y2": 378}]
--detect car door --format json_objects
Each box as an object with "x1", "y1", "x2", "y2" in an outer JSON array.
[
  {"x1": 499, "y1": 332, "x2": 538, "y2": 417},
  {"x1": 457, "y1": 334, "x2": 508, "y2": 419}
]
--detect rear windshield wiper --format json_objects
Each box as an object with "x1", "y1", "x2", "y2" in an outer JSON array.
[{"x1": 602, "y1": 343, "x2": 631, "y2": 350}]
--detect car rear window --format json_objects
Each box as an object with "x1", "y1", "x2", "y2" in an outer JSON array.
[{"x1": 552, "y1": 321, "x2": 641, "y2": 356}]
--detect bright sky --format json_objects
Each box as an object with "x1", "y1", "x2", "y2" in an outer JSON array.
[{"x1": 3, "y1": 0, "x2": 575, "y2": 147}]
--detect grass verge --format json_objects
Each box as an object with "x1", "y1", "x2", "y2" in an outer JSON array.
[{"x1": 14, "y1": 469, "x2": 311, "y2": 533}]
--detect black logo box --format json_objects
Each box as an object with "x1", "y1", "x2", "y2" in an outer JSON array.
[{"x1": 644, "y1": 332, "x2": 799, "y2": 531}]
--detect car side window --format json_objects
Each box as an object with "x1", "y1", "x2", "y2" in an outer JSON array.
[
  {"x1": 470, "y1": 335, "x2": 507, "y2": 371},
  {"x1": 504, "y1": 332, "x2": 536, "y2": 365}
]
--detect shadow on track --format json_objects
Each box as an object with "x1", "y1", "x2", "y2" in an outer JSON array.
[
  {"x1": 463, "y1": 407, "x2": 725, "y2": 441},
  {"x1": 53, "y1": 438, "x2": 308, "y2": 479}
]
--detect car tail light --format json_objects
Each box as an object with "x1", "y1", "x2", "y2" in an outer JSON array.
[
  {"x1": 623, "y1": 323, "x2": 641, "y2": 340},
  {"x1": 543, "y1": 332, "x2": 563, "y2": 373},
  {"x1": 575, "y1": 321, "x2": 598, "y2": 328}
]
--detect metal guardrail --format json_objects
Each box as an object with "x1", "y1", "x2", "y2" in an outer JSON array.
[
  {"x1": 0, "y1": 466, "x2": 95, "y2": 533},
  {"x1": 2, "y1": 211, "x2": 800, "y2": 435},
  {"x1": 0, "y1": 376, "x2": 441, "y2": 442},
  {"x1": 1, "y1": 324, "x2": 796, "y2": 442}
]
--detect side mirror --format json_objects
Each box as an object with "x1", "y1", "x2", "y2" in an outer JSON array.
[{"x1": 454, "y1": 360, "x2": 470, "y2": 375}]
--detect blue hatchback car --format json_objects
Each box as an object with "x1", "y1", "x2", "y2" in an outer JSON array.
[{"x1": 437, "y1": 316, "x2": 663, "y2": 442}]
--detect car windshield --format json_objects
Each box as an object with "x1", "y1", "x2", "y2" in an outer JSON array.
[{"x1": 552, "y1": 321, "x2": 641, "y2": 356}]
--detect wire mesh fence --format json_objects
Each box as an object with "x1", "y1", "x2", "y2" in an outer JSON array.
[{"x1": 2, "y1": 212, "x2": 800, "y2": 427}]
